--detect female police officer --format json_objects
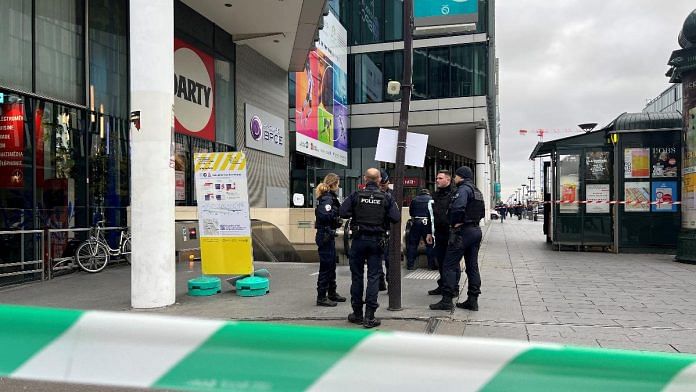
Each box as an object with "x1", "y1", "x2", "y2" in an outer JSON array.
[{"x1": 314, "y1": 173, "x2": 346, "y2": 307}]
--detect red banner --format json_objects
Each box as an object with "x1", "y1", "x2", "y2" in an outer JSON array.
[{"x1": 0, "y1": 103, "x2": 25, "y2": 188}]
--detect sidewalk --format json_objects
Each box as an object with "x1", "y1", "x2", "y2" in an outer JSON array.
[{"x1": 3, "y1": 219, "x2": 696, "y2": 353}]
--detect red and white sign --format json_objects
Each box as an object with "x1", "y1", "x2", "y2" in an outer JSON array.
[
  {"x1": 0, "y1": 103, "x2": 25, "y2": 188},
  {"x1": 174, "y1": 38, "x2": 215, "y2": 141}
]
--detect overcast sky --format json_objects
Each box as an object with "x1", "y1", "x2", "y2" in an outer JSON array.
[{"x1": 497, "y1": 0, "x2": 695, "y2": 201}]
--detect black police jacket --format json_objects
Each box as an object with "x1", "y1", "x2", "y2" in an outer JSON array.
[
  {"x1": 339, "y1": 182, "x2": 400, "y2": 234},
  {"x1": 448, "y1": 180, "x2": 475, "y2": 226},
  {"x1": 315, "y1": 191, "x2": 341, "y2": 229},
  {"x1": 433, "y1": 185, "x2": 454, "y2": 230}
]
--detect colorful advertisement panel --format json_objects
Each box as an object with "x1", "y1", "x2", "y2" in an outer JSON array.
[
  {"x1": 624, "y1": 148, "x2": 650, "y2": 178},
  {"x1": 174, "y1": 38, "x2": 215, "y2": 141},
  {"x1": 194, "y1": 152, "x2": 253, "y2": 275},
  {"x1": 414, "y1": 0, "x2": 479, "y2": 27},
  {"x1": 684, "y1": 173, "x2": 696, "y2": 228},
  {"x1": 682, "y1": 72, "x2": 696, "y2": 228},
  {"x1": 559, "y1": 155, "x2": 579, "y2": 213},
  {"x1": 652, "y1": 181, "x2": 678, "y2": 212},
  {"x1": 0, "y1": 103, "x2": 25, "y2": 188},
  {"x1": 652, "y1": 147, "x2": 678, "y2": 178},
  {"x1": 624, "y1": 182, "x2": 650, "y2": 212},
  {"x1": 295, "y1": 11, "x2": 348, "y2": 166}
]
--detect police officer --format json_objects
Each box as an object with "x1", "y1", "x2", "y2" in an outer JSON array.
[
  {"x1": 428, "y1": 170, "x2": 455, "y2": 296},
  {"x1": 406, "y1": 189, "x2": 435, "y2": 270},
  {"x1": 430, "y1": 166, "x2": 485, "y2": 311},
  {"x1": 377, "y1": 169, "x2": 392, "y2": 291},
  {"x1": 314, "y1": 173, "x2": 346, "y2": 307},
  {"x1": 340, "y1": 168, "x2": 400, "y2": 328}
]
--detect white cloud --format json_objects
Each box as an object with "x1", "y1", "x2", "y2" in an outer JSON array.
[{"x1": 497, "y1": 0, "x2": 695, "y2": 200}]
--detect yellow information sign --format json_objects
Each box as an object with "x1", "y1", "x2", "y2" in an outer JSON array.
[{"x1": 194, "y1": 152, "x2": 253, "y2": 275}]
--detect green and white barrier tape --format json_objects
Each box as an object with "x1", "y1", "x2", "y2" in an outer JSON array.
[{"x1": 1, "y1": 304, "x2": 695, "y2": 391}]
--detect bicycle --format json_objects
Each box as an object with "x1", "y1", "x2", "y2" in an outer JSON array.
[{"x1": 73, "y1": 221, "x2": 131, "y2": 273}]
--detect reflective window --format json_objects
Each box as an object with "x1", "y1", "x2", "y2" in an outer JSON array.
[
  {"x1": 215, "y1": 58, "x2": 235, "y2": 147},
  {"x1": 89, "y1": 0, "x2": 128, "y2": 118},
  {"x1": 427, "y1": 47, "x2": 450, "y2": 99},
  {"x1": 451, "y1": 45, "x2": 473, "y2": 97},
  {"x1": 35, "y1": 0, "x2": 85, "y2": 103},
  {"x1": 0, "y1": 0, "x2": 32, "y2": 91},
  {"x1": 384, "y1": 0, "x2": 403, "y2": 42},
  {"x1": 412, "y1": 49, "x2": 428, "y2": 100}
]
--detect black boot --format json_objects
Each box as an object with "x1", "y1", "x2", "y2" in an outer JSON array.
[
  {"x1": 427, "y1": 287, "x2": 442, "y2": 296},
  {"x1": 317, "y1": 297, "x2": 337, "y2": 307},
  {"x1": 363, "y1": 307, "x2": 381, "y2": 329},
  {"x1": 456, "y1": 296, "x2": 479, "y2": 311},
  {"x1": 429, "y1": 296, "x2": 453, "y2": 310},
  {"x1": 328, "y1": 289, "x2": 346, "y2": 302},
  {"x1": 348, "y1": 306, "x2": 363, "y2": 325}
]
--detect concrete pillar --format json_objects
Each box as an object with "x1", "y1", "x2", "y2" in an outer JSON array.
[
  {"x1": 476, "y1": 126, "x2": 487, "y2": 223},
  {"x1": 129, "y1": 0, "x2": 175, "y2": 308}
]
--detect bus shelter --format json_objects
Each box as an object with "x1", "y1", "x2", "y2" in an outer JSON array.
[{"x1": 531, "y1": 112, "x2": 682, "y2": 252}]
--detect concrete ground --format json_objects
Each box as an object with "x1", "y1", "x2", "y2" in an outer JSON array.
[{"x1": 4, "y1": 218, "x2": 696, "y2": 390}]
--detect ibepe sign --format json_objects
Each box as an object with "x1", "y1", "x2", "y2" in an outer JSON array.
[
  {"x1": 174, "y1": 38, "x2": 215, "y2": 141},
  {"x1": 245, "y1": 103, "x2": 285, "y2": 157}
]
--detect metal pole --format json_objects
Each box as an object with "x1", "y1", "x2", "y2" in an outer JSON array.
[{"x1": 388, "y1": 0, "x2": 413, "y2": 311}]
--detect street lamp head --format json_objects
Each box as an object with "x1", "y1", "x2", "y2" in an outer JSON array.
[{"x1": 578, "y1": 123, "x2": 598, "y2": 133}]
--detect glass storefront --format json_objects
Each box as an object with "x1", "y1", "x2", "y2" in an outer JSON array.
[{"x1": 350, "y1": 44, "x2": 488, "y2": 103}]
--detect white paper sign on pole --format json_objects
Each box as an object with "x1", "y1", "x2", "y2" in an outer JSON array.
[{"x1": 374, "y1": 128, "x2": 429, "y2": 168}]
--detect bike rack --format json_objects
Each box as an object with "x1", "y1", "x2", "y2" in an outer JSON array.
[
  {"x1": 46, "y1": 226, "x2": 129, "y2": 280},
  {"x1": 0, "y1": 230, "x2": 45, "y2": 281}
]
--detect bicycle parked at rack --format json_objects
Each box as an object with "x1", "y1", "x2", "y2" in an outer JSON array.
[{"x1": 72, "y1": 221, "x2": 131, "y2": 273}]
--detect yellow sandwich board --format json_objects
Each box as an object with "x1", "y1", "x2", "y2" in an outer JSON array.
[{"x1": 193, "y1": 152, "x2": 253, "y2": 275}]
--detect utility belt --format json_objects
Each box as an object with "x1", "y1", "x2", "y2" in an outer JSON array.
[{"x1": 411, "y1": 216, "x2": 430, "y2": 226}]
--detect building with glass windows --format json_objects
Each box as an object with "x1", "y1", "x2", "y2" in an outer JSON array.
[
  {"x1": 644, "y1": 84, "x2": 683, "y2": 114},
  {"x1": 289, "y1": 0, "x2": 499, "y2": 207},
  {"x1": 0, "y1": 0, "x2": 326, "y2": 286}
]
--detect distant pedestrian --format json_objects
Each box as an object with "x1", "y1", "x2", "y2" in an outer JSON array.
[
  {"x1": 314, "y1": 173, "x2": 346, "y2": 307},
  {"x1": 430, "y1": 166, "x2": 485, "y2": 312}
]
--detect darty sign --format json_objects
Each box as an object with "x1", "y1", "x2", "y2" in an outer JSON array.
[{"x1": 174, "y1": 38, "x2": 215, "y2": 141}]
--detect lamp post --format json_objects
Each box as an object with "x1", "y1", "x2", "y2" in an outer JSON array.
[{"x1": 387, "y1": 0, "x2": 414, "y2": 310}]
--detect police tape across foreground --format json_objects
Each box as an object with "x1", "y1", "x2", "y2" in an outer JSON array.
[
  {"x1": 1, "y1": 304, "x2": 696, "y2": 391},
  {"x1": 312, "y1": 167, "x2": 486, "y2": 329}
]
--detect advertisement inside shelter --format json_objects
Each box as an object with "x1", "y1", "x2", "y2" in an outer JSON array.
[
  {"x1": 652, "y1": 147, "x2": 678, "y2": 178},
  {"x1": 624, "y1": 148, "x2": 649, "y2": 178},
  {"x1": 652, "y1": 181, "x2": 678, "y2": 212},
  {"x1": 295, "y1": 11, "x2": 348, "y2": 166},
  {"x1": 586, "y1": 184, "x2": 610, "y2": 214},
  {"x1": 559, "y1": 155, "x2": 579, "y2": 213},
  {"x1": 624, "y1": 181, "x2": 650, "y2": 212},
  {"x1": 585, "y1": 151, "x2": 610, "y2": 181}
]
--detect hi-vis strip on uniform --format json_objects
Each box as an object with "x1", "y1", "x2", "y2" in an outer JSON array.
[
  {"x1": 194, "y1": 152, "x2": 253, "y2": 275},
  {"x1": 1, "y1": 305, "x2": 696, "y2": 391}
]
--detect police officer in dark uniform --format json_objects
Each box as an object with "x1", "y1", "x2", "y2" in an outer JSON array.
[
  {"x1": 428, "y1": 170, "x2": 456, "y2": 296},
  {"x1": 406, "y1": 189, "x2": 435, "y2": 270},
  {"x1": 377, "y1": 169, "x2": 392, "y2": 291},
  {"x1": 430, "y1": 166, "x2": 485, "y2": 311},
  {"x1": 314, "y1": 173, "x2": 346, "y2": 307},
  {"x1": 340, "y1": 168, "x2": 400, "y2": 328}
]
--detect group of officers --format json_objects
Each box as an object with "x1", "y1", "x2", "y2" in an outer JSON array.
[{"x1": 313, "y1": 166, "x2": 486, "y2": 329}]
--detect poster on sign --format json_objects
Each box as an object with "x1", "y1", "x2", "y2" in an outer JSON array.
[
  {"x1": 652, "y1": 181, "x2": 678, "y2": 212},
  {"x1": 624, "y1": 182, "x2": 650, "y2": 212},
  {"x1": 194, "y1": 152, "x2": 253, "y2": 275},
  {"x1": 174, "y1": 38, "x2": 215, "y2": 141},
  {"x1": 624, "y1": 148, "x2": 649, "y2": 178},
  {"x1": 374, "y1": 128, "x2": 429, "y2": 167},
  {"x1": 586, "y1": 184, "x2": 610, "y2": 214},
  {"x1": 0, "y1": 102, "x2": 25, "y2": 188}
]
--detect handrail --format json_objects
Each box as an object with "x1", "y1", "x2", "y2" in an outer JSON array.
[{"x1": 0, "y1": 231, "x2": 44, "y2": 281}]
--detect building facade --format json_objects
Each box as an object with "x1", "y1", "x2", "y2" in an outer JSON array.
[
  {"x1": 644, "y1": 84, "x2": 683, "y2": 113},
  {"x1": 289, "y1": 0, "x2": 499, "y2": 207},
  {"x1": 0, "y1": 0, "x2": 325, "y2": 286}
]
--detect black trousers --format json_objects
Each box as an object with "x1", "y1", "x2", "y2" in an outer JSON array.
[
  {"x1": 442, "y1": 226, "x2": 482, "y2": 298},
  {"x1": 349, "y1": 236, "x2": 383, "y2": 310},
  {"x1": 316, "y1": 230, "x2": 337, "y2": 298}
]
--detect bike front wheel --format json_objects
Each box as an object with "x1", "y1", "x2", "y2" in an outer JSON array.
[
  {"x1": 121, "y1": 237, "x2": 131, "y2": 264},
  {"x1": 75, "y1": 240, "x2": 110, "y2": 273}
]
